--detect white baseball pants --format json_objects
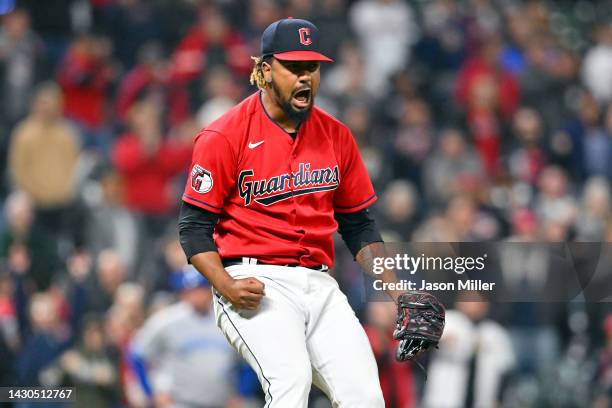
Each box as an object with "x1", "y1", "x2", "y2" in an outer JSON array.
[{"x1": 213, "y1": 264, "x2": 385, "y2": 408}]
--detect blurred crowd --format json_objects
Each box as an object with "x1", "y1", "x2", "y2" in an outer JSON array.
[{"x1": 0, "y1": 0, "x2": 611, "y2": 406}]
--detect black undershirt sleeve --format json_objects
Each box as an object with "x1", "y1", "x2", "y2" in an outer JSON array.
[
  {"x1": 178, "y1": 201, "x2": 219, "y2": 262},
  {"x1": 334, "y1": 208, "x2": 383, "y2": 258}
]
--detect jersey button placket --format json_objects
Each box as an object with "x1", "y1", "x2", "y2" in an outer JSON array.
[
  {"x1": 289, "y1": 150, "x2": 298, "y2": 223},
  {"x1": 290, "y1": 147, "x2": 303, "y2": 230}
]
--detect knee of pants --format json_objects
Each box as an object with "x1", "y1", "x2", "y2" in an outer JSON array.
[
  {"x1": 267, "y1": 364, "x2": 312, "y2": 406},
  {"x1": 280, "y1": 363, "x2": 312, "y2": 391},
  {"x1": 338, "y1": 383, "x2": 385, "y2": 408}
]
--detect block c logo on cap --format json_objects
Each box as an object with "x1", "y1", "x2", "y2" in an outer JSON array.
[{"x1": 298, "y1": 27, "x2": 312, "y2": 46}]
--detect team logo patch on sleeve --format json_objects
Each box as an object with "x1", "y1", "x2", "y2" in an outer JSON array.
[{"x1": 191, "y1": 164, "x2": 213, "y2": 194}]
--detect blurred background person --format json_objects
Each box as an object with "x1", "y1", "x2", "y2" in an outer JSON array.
[
  {"x1": 375, "y1": 180, "x2": 421, "y2": 241},
  {"x1": 0, "y1": 6, "x2": 46, "y2": 198},
  {"x1": 104, "y1": 0, "x2": 165, "y2": 71},
  {"x1": 349, "y1": 0, "x2": 419, "y2": 97},
  {"x1": 105, "y1": 302, "x2": 146, "y2": 407},
  {"x1": 111, "y1": 98, "x2": 192, "y2": 279},
  {"x1": 424, "y1": 128, "x2": 482, "y2": 208},
  {"x1": 0, "y1": 190, "x2": 60, "y2": 290},
  {"x1": 56, "y1": 32, "x2": 115, "y2": 153},
  {"x1": 507, "y1": 107, "x2": 546, "y2": 187},
  {"x1": 582, "y1": 23, "x2": 612, "y2": 105},
  {"x1": 423, "y1": 293, "x2": 516, "y2": 408},
  {"x1": 534, "y1": 165, "x2": 578, "y2": 230},
  {"x1": 576, "y1": 176, "x2": 611, "y2": 241},
  {"x1": 87, "y1": 249, "x2": 127, "y2": 315},
  {"x1": 195, "y1": 65, "x2": 240, "y2": 128},
  {"x1": 111, "y1": 99, "x2": 191, "y2": 220},
  {"x1": 169, "y1": 5, "x2": 251, "y2": 104},
  {"x1": 115, "y1": 41, "x2": 189, "y2": 130},
  {"x1": 8, "y1": 81, "x2": 85, "y2": 252},
  {"x1": 0, "y1": 7, "x2": 46, "y2": 126},
  {"x1": 16, "y1": 287, "x2": 80, "y2": 388},
  {"x1": 364, "y1": 300, "x2": 416, "y2": 408},
  {"x1": 84, "y1": 166, "x2": 139, "y2": 274},
  {"x1": 0, "y1": 268, "x2": 18, "y2": 386},
  {"x1": 129, "y1": 267, "x2": 260, "y2": 407},
  {"x1": 14, "y1": 248, "x2": 90, "y2": 389},
  {"x1": 56, "y1": 315, "x2": 121, "y2": 408}
]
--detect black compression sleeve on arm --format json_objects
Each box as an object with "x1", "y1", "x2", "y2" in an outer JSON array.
[
  {"x1": 178, "y1": 201, "x2": 220, "y2": 262},
  {"x1": 334, "y1": 208, "x2": 383, "y2": 258}
]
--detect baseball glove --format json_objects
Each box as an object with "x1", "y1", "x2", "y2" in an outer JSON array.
[{"x1": 393, "y1": 291, "x2": 445, "y2": 362}]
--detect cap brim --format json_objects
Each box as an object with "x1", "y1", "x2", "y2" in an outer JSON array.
[{"x1": 273, "y1": 50, "x2": 333, "y2": 62}]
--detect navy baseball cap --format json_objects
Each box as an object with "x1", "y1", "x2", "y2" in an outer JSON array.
[
  {"x1": 169, "y1": 266, "x2": 210, "y2": 292},
  {"x1": 261, "y1": 18, "x2": 333, "y2": 62}
]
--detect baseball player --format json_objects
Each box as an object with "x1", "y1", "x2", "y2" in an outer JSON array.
[
  {"x1": 179, "y1": 18, "x2": 443, "y2": 407},
  {"x1": 129, "y1": 267, "x2": 255, "y2": 407}
]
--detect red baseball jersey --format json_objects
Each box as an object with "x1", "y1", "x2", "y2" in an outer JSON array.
[{"x1": 182, "y1": 91, "x2": 376, "y2": 268}]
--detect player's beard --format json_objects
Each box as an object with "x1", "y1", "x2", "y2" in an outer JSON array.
[{"x1": 271, "y1": 80, "x2": 313, "y2": 125}]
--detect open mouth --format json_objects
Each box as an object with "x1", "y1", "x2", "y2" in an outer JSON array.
[{"x1": 291, "y1": 88, "x2": 311, "y2": 109}]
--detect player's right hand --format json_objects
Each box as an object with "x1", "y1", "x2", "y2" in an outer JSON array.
[{"x1": 222, "y1": 277, "x2": 266, "y2": 310}]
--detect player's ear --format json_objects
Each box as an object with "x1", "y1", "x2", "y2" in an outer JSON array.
[{"x1": 262, "y1": 59, "x2": 273, "y2": 83}]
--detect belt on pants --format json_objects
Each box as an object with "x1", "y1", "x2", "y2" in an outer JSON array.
[{"x1": 222, "y1": 257, "x2": 329, "y2": 272}]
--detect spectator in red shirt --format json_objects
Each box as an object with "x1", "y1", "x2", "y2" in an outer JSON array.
[
  {"x1": 0, "y1": 270, "x2": 17, "y2": 387},
  {"x1": 0, "y1": 270, "x2": 18, "y2": 350},
  {"x1": 169, "y1": 6, "x2": 251, "y2": 85},
  {"x1": 456, "y1": 34, "x2": 519, "y2": 121},
  {"x1": 508, "y1": 108, "x2": 546, "y2": 186},
  {"x1": 111, "y1": 99, "x2": 192, "y2": 217},
  {"x1": 56, "y1": 33, "x2": 115, "y2": 150},
  {"x1": 364, "y1": 301, "x2": 416, "y2": 408},
  {"x1": 116, "y1": 42, "x2": 189, "y2": 128},
  {"x1": 456, "y1": 35, "x2": 520, "y2": 178}
]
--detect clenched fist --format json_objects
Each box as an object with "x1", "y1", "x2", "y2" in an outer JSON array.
[{"x1": 219, "y1": 277, "x2": 266, "y2": 310}]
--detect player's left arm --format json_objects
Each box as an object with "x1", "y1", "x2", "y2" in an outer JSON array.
[
  {"x1": 332, "y1": 124, "x2": 445, "y2": 361},
  {"x1": 337, "y1": 212, "x2": 445, "y2": 363}
]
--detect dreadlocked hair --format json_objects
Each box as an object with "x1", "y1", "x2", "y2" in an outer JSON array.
[{"x1": 250, "y1": 56, "x2": 268, "y2": 89}]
